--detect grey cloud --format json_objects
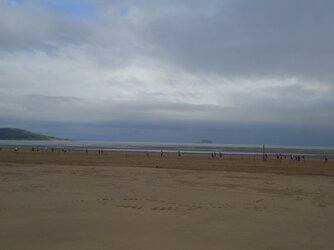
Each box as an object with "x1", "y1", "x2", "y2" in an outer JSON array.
[
  {"x1": 2, "y1": 118, "x2": 334, "y2": 146},
  {"x1": 1, "y1": 89, "x2": 333, "y2": 129},
  {"x1": 0, "y1": 1, "x2": 91, "y2": 52},
  {"x1": 142, "y1": 0, "x2": 334, "y2": 82},
  {"x1": 0, "y1": 0, "x2": 334, "y2": 145},
  {"x1": 2, "y1": 0, "x2": 334, "y2": 83}
]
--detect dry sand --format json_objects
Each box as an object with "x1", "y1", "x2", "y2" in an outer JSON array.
[{"x1": 1, "y1": 150, "x2": 334, "y2": 249}]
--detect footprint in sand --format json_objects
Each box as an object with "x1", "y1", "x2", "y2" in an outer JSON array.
[
  {"x1": 117, "y1": 205, "x2": 142, "y2": 210},
  {"x1": 184, "y1": 204, "x2": 204, "y2": 210},
  {"x1": 97, "y1": 198, "x2": 113, "y2": 201},
  {"x1": 264, "y1": 181, "x2": 276, "y2": 185},
  {"x1": 151, "y1": 207, "x2": 177, "y2": 211},
  {"x1": 123, "y1": 198, "x2": 143, "y2": 201},
  {"x1": 312, "y1": 200, "x2": 332, "y2": 208}
]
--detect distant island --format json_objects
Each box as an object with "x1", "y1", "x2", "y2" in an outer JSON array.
[
  {"x1": 197, "y1": 139, "x2": 213, "y2": 144},
  {"x1": 0, "y1": 128, "x2": 64, "y2": 141}
]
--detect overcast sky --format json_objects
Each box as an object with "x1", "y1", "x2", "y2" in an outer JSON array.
[{"x1": 1, "y1": 0, "x2": 334, "y2": 146}]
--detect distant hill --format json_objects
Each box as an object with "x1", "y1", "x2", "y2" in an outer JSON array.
[
  {"x1": 0, "y1": 128, "x2": 63, "y2": 141},
  {"x1": 197, "y1": 139, "x2": 213, "y2": 144}
]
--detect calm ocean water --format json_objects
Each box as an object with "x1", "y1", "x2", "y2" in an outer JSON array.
[{"x1": 0, "y1": 140, "x2": 333, "y2": 157}]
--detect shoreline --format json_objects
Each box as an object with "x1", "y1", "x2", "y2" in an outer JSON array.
[
  {"x1": 1, "y1": 149, "x2": 333, "y2": 177},
  {"x1": 0, "y1": 141, "x2": 333, "y2": 158}
]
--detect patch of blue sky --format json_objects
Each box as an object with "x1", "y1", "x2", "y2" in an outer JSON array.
[
  {"x1": 13, "y1": 0, "x2": 25, "y2": 3},
  {"x1": 7, "y1": 0, "x2": 25, "y2": 4},
  {"x1": 117, "y1": 5, "x2": 129, "y2": 17},
  {"x1": 45, "y1": 0, "x2": 94, "y2": 21}
]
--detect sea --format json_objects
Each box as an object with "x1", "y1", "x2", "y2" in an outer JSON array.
[{"x1": 0, "y1": 140, "x2": 333, "y2": 158}]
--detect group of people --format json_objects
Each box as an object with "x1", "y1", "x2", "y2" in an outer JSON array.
[
  {"x1": 31, "y1": 147, "x2": 66, "y2": 153},
  {"x1": 1, "y1": 146, "x2": 331, "y2": 162},
  {"x1": 211, "y1": 152, "x2": 224, "y2": 158},
  {"x1": 159, "y1": 150, "x2": 182, "y2": 157},
  {"x1": 276, "y1": 154, "x2": 305, "y2": 161}
]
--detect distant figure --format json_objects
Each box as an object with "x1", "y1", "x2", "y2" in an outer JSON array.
[
  {"x1": 51, "y1": 148, "x2": 54, "y2": 153},
  {"x1": 325, "y1": 156, "x2": 328, "y2": 162},
  {"x1": 178, "y1": 150, "x2": 181, "y2": 157},
  {"x1": 32, "y1": 147, "x2": 35, "y2": 152},
  {"x1": 219, "y1": 152, "x2": 223, "y2": 158},
  {"x1": 302, "y1": 155, "x2": 305, "y2": 162},
  {"x1": 14, "y1": 147, "x2": 18, "y2": 152},
  {"x1": 86, "y1": 148, "x2": 88, "y2": 153},
  {"x1": 160, "y1": 150, "x2": 164, "y2": 157},
  {"x1": 290, "y1": 154, "x2": 293, "y2": 160},
  {"x1": 297, "y1": 155, "x2": 301, "y2": 161},
  {"x1": 146, "y1": 152, "x2": 150, "y2": 157}
]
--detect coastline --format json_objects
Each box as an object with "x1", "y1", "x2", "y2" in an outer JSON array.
[
  {"x1": 0, "y1": 149, "x2": 333, "y2": 176},
  {"x1": 0, "y1": 140, "x2": 333, "y2": 158}
]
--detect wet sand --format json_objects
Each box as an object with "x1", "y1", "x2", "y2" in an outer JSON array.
[{"x1": 1, "y1": 151, "x2": 334, "y2": 249}]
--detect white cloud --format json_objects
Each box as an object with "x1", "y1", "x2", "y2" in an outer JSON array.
[{"x1": 0, "y1": 0, "x2": 334, "y2": 144}]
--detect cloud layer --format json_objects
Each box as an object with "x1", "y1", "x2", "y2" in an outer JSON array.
[{"x1": 1, "y1": 0, "x2": 334, "y2": 145}]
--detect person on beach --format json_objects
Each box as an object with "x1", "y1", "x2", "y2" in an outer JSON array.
[
  {"x1": 160, "y1": 150, "x2": 164, "y2": 157},
  {"x1": 178, "y1": 150, "x2": 181, "y2": 157},
  {"x1": 325, "y1": 156, "x2": 328, "y2": 162}
]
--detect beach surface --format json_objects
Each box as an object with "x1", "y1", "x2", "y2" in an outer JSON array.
[{"x1": 1, "y1": 150, "x2": 334, "y2": 249}]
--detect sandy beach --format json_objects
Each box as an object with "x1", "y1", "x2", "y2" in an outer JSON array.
[{"x1": 1, "y1": 150, "x2": 334, "y2": 249}]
